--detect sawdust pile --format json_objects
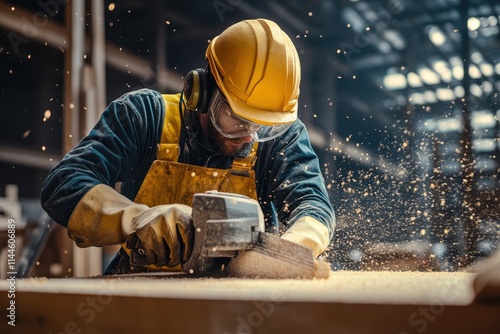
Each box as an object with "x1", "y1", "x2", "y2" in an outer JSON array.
[{"x1": 2, "y1": 271, "x2": 476, "y2": 306}]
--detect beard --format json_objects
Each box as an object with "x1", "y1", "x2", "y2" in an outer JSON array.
[{"x1": 205, "y1": 119, "x2": 253, "y2": 156}]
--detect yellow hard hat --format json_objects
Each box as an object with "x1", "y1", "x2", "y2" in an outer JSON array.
[{"x1": 206, "y1": 19, "x2": 301, "y2": 126}]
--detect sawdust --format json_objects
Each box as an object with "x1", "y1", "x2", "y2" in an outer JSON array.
[
  {"x1": 313, "y1": 259, "x2": 331, "y2": 279},
  {"x1": 0, "y1": 271, "x2": 476, "y2": 306}
]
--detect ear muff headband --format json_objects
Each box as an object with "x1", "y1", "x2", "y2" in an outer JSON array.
[{"x1": 184, "y1": 68, "x2": 208, "y2": 113}]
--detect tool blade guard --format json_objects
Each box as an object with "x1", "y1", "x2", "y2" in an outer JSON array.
[{"x1": 183, "y1": 192, "x2": 265, "y2": 274}]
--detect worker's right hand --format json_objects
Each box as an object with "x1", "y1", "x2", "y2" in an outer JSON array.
[
  {"x1": 126, "y1": 204, "x2": 194, "y2": 268},
  {"x1": 67, "y1": 184, "x2": 194, "y2": 268}
]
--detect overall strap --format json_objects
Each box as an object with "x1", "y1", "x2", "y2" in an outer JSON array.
[
  {"x1": 157, "y1": 94, "x2": 182, "y2": 161},
  {"x1": 231, "y1": 142, "x2": 258, "y2": 176}
]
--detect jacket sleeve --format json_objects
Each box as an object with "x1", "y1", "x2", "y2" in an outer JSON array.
[
  {"x1": 41, "y1": 89, "x2": 165, "y2": 227},
  {"x1": 256, "y1": 119, "x2": 335, "y2": 242}
]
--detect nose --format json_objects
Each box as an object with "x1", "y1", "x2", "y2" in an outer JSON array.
[{"x1": 240, "y1": 135, "x2": 253, "y2": 143}]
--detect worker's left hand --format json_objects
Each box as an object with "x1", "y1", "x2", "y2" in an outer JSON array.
[
  {"x1": 281, "y1": 216, "x2": 331, "y2": 258},
  {"x1": 125, "y1": 204, "x2": 194, "y2": 268}
]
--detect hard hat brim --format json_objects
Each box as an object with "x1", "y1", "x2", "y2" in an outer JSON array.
[{"x1": 223, "y1": 89, "x2": 298, "y2": 126}]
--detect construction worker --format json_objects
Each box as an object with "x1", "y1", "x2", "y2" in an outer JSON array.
[{"x1": 41, "y1": 18, "x2": 335, "y2": 274}]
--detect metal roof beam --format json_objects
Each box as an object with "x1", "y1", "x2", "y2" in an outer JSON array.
[{"x1": 0, "y1": 2, "x2": 183, "y2": 91}]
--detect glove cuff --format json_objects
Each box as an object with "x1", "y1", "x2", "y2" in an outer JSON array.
[
  {"x1": 281, "y1": 216, "x2": 331, "y2": 257},
  {"x1": 68, "y1": 184, "x2": 148, "y2": 247}
]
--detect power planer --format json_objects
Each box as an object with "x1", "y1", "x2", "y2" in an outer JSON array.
[{"x1": 174, "y1": 192, "x2": 318, "y2": 278}]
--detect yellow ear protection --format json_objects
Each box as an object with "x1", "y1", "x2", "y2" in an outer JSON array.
[{"x1": 183, "y1": 68, "x2": 209, "y2": 113}]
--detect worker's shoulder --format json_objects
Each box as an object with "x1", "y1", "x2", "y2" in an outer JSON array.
[
  {"x1": 109, "y1": 89, "x2": 166, "y2": 122},
  {"x1": 112, "y1": 89, "x2": 165, "y2": 109},
  {"x1": 285, "y1": 118, "x2": 308, "y2": 136}
]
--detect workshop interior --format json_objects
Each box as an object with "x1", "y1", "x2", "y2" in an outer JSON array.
[{"x1": 0, "y1": 0, "x2": 499, "y2": 333}]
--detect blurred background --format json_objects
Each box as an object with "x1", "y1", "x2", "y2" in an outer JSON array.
[{"x1": 0, "y1": 0, "x2": 499, "y2": 278}]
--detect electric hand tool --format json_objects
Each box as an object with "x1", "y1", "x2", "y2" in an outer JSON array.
[
  {"x1": 183, "y1": 191, "x2": 317, "y2": 278},
  {"x1": 132, "y1": 191, "x2": 318, "y2": 278}
]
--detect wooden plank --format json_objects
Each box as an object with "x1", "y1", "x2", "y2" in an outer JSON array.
[
  {"x1": 474, "y1": 251, "x2": 500, "y2": 304},
  {"x1": 225, "y1": 233, "x2": 318, "y2": 279},
  {"x1": 2, "y1": 271, "x2": 498, "y2": 333}
]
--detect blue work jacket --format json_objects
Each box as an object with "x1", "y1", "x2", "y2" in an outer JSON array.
[{"x1": 41, "y1": 89, "x2": 335, "y2": 238}]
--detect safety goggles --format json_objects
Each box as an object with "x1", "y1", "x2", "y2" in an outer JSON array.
[{"x1": 208, "y1": 89, "x2": 292, "y2": 142}]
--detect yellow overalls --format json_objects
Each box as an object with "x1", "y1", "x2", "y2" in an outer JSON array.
[{"x1": 120, "y1": 93, "x2": 259, "y2": 271}]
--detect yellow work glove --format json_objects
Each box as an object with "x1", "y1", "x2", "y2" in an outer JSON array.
[
  {"x1": 125, "y1": 204, "x2": 193, "y2": 267},
  {"x1": 281, "y1": 216, "x2": 331, "y2": 258},
  {"x1": 67, "y1": 184, "x2": 193, "y2": 268}
]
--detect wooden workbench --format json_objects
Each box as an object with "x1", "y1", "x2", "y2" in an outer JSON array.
[{"x1": 1, "y1": 270, "x2": 499, "y2": 333}]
